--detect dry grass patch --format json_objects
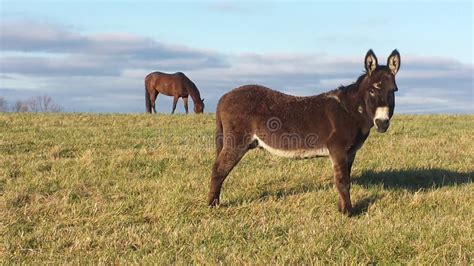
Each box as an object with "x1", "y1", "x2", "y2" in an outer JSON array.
[{"x1": 1, "y1": 113, "x2": 473, "y2": 263}]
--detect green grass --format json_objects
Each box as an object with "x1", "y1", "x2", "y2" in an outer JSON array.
[{"x1": 1, "y1": 113, "x2": 473, "y2": 264}]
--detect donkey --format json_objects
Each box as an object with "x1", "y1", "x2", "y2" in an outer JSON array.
[
  {"x1": 208, "y1": 49, "x2": 401, "y2": 214},
  {"x1": 145, "y1": 71, "x2": 205, "y2": 114}
]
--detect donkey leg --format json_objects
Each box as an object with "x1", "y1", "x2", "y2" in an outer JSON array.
[
  {"x1": 348, "y1": 153, "x2": 356, "y2": 177},
  {"x1": 208, "y1": 146, "x2": 248, "y2": 207},
  {"x1": 182, "y1": 97, "x2": 189, "y2": 114},
  {"x1": 171, "y1": 96, "x2": 179, "y2": 114},
  {"x1": 329, "y1": 146, "x2": 353, "y2": 214}
]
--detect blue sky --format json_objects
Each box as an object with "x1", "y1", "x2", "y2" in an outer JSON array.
[{"x1": 1, "y1": 0, "x2": 473, "y2": 113}]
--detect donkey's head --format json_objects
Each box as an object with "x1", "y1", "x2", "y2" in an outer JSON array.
[{"x1": 362, "y1": 49, "x2": 401, "y2": 133}]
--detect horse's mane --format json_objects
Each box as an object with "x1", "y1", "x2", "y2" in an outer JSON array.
[{"x1": 182, "y1": 74, "x2": 202, "y2": 102}]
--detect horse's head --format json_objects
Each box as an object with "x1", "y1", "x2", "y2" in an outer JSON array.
[
  {"x1": 361, "y1": 49, "x2": 400, "y2": 133},
  {"x1": 194, "y1": 98, "x2": 205, "y2": 113}
]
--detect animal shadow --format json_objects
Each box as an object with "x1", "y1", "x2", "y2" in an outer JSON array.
[
  {"x1": 222, "y1": 168, "x2": 472, "y2": 215},
  {"x1": 351, "y1": 194, "x2": 382, "y2": 216},
  {"x1": 349, "y1": 168, "x2": 472, "y2": 216},
  {"x1": 354, "y1": 168, "x2": 473, "y2": 191}
]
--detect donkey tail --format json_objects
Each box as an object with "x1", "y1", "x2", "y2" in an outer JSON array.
[
  {"x1": 215, "y1": 109, "x2": 224, "y2": 157},
  {"x1": 145, "y1": 83, "x2": 152, "y2": 113}
]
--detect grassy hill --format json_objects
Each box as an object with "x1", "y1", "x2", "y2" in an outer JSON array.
[{"x1": 1, "y1": 113, "x2": 473, "y2": 263}]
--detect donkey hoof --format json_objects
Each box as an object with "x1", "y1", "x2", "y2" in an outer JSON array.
[
  {"x1": 208, "y1": 198, "x2": 220, "y2": 207},
  {"x1": 338, "y1": 204, "x2": 353, "y2": 216}
]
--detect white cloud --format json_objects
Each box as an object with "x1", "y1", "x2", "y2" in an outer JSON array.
[{"x1": 0, "y1": 20, "x2": 229, "y2": 75}]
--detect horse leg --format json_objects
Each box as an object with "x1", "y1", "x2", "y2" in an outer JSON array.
[
  {"x1": 328, "y1": 144, "x2": 353, "y2": 215},
  {"x1": 183, "y1": 96, "x2": 189, "y2": 114},
  {"x1": 208, "y1": 132, "x2": 249, "y2": 206},
  {"x1": 150, "y1": 91, "x2": 158, "y2": 114},
  {"x1": 171, "y1": 96, "x2": 179, "y2": 114}
]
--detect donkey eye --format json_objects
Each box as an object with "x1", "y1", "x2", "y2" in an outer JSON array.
[{"x1": 369, "y1": 88, "x2": 376, "y2": 96}]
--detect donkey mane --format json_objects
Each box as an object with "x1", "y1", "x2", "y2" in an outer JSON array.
[
  {"x1": 333, "y1": 65, "x2": 393, "y2": 96},
  {"x1": 334, "y1": 73, "x2": 367, "y2": 95}
]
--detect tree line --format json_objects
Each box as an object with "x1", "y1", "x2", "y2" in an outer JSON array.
[{"x1": 0, "y1": 95, "x2": 62, "y2": 113}]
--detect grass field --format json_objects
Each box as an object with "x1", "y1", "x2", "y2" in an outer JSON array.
[{"x1": 1, "y1": 113, "x2": 473, "y2": 264}]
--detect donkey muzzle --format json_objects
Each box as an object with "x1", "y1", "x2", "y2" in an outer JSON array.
[
  {"x1": 375, "y1": 118, "x2": 390, "y2": 133},
  {"x1": 374, "y1": 107, "x2": 390, "y2": 133}
]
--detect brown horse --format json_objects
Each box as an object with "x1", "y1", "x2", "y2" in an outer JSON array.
[
  {"x1": 145, "y1": 71, "x2": 204, "y2": 114},
  {"x1": 208, "y1": 49, "x2": 401, "y2": 215}
]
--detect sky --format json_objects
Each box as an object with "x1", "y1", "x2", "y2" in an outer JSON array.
[{"x1": 0, "y1": 0, "x2": 473, "y2": 113}]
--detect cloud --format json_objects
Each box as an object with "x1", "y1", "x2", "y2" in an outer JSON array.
[
  {"x1": 0, "y1": 20, "x2": 472, "y2": 113},
  {"x1": 0, "y1": 21, "x2": 86, "y2": 52},
  {"x1": 1, "y1": 55, "x2": 120, "y2": 76},
  {"x1": 0, "y1": 20, "x2": 229, "y2": 77}
]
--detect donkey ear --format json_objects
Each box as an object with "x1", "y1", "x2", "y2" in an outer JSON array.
[
  {"x1": 387, "y1": 49, "x2": 401, "y2": 75},
  {"x1": 364, "y1": 49, "x2": 378, "y2": 75}
]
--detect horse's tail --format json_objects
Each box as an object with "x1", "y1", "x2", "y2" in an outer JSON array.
[
  {"x1": 215, "y1": 108, "x2": 224, "y2": 157},
  {"x1": 145, "y1": 79, "x2": 152, "y2": 113}
]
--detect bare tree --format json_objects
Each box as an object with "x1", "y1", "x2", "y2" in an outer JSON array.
[
  {"x1": 14, "y1": 100, "x2": 29, "y2": 112},
  {"x1": 27, "y1": 95, "x2": 62, "y2": 112},
  {"x1": 0, "y1": 97, "x2": 7, "y2": 112},
  {"x1": 27, "y1": 97, "x2": 39, "y2": 112}
]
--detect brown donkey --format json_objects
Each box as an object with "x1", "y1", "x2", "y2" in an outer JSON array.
[
  {"x1": 208, "y1": 49, "x2": 401, "y2": 215},
  {"x1": 145, "y1": 71, "x2": 204, "y2": 114}
]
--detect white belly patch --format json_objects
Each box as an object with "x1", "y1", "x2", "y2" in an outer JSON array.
[{"x1": 252, "y1": 135, "x2": 329, "y2": 159}]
